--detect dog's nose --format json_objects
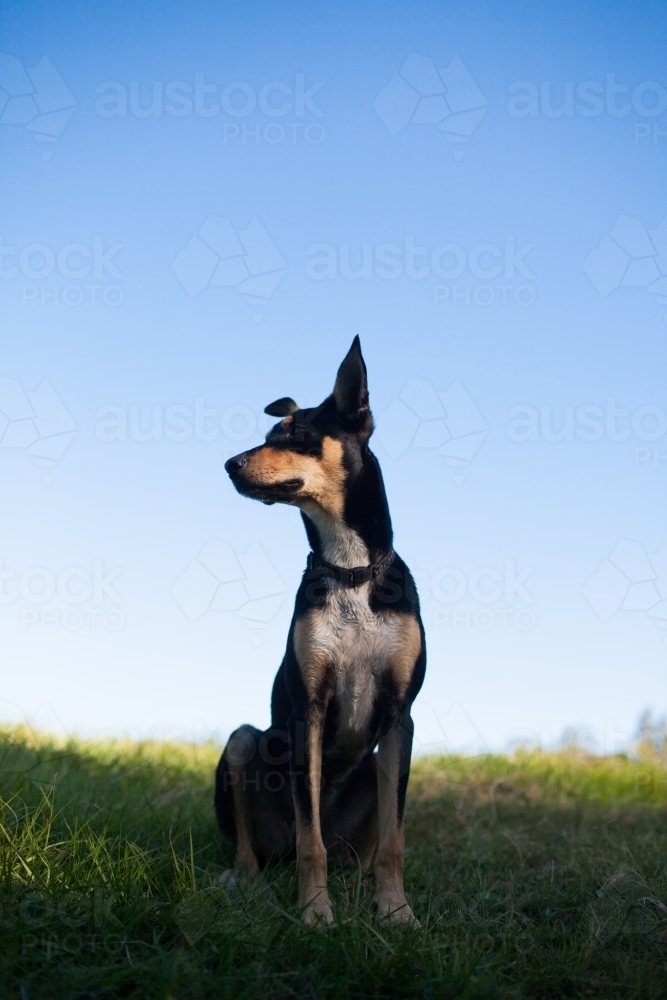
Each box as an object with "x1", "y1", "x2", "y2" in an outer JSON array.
[{"x1": 225, "y1": 453, "x2": 248, "y2": 474}]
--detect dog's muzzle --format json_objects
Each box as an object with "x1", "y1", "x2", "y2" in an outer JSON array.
[{"x1": 225, "y1": 452, "x2": 302, "y2": 505}]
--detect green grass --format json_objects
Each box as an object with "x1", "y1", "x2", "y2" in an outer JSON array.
[{"x1": 1, "y1": 727, "x2": 666, "y2": 999}]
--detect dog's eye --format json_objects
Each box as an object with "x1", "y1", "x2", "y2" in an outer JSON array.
[
  {"x1": 294, "y1": 425, "x2": 317, "y2": 444},
  {"x1": 290, "y1": 424, "x2": 322, "y2": 454}
]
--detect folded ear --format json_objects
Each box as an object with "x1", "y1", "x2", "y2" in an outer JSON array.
[
  {"x1": 264, "y1": 397, "x2": 299, "y2": 417},
  {"x1": 332, "y1": 336, "x2": 369, "y2": 423}
]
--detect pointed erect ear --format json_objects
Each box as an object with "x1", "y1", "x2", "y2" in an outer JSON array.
[
  {"x1": 332, "y1": 336, "x2": 369, "y2": 422},
  {"x1": 264, "y1": 397, "x2": 299, "y2": 417}
]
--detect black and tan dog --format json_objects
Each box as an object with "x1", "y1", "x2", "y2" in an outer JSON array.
[{"x1": 215, "y1": 337, "x2": 426, "y2": 925}]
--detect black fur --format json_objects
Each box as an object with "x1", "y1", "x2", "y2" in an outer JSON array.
[{"x1": 215, "y1": 338, "x2": 426, "y2": 916}]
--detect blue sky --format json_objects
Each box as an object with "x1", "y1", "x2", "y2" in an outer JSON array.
[{"x1": 1, "y1": 0, "x2": 666, "y2": 752}]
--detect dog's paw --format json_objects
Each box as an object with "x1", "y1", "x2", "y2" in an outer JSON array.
[
  {"x1": 219, "y1": 865, "x2": 263, "y2": 891},
  {"x1": 373, "y1": 896, "x2": 420, "y2": 927},
  {"x1": 301, "y1": 895, "x2": 334, "y2": 926},
  {"x1": 218, "y1": 869, "x2": 239, "y2": 892}
]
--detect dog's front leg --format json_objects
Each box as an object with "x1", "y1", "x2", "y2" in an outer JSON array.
[
  {"x1": 374, "y1": 710, "x2": 418, "y2": 925},
  {"x1": 289, "y1": 702, "x2": 333, "y2": 925}
]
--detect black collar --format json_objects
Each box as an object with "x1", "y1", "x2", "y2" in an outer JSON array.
[{"x1": 306, "y1": 549, "x2": 396, "y2": 588}]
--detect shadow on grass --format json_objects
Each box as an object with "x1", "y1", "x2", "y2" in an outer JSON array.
[
  {"x1": 0, "y1": 726, "x2": 222, "y2": 853},
  {"x1": 1, "y1": 728, "x2": 666, "y2": 999}
]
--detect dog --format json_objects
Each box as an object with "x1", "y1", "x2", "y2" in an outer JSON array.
[{"x1": 215, "y1": 337, "x2": 426, "y2": 925}]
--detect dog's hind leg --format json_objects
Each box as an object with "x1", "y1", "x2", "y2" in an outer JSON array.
[
  {"x1": 322, "y1": 753, "x2": 378, "y2": 872},
  {"x1": 216, "y1": 724, "x2": 295, "y2": 885},
  {"x1": 216, "y1": 725, "x2": 261, "y2": 880},
  {"x1": 350, "y1": 754, "x2": 380, "y2": 873}
]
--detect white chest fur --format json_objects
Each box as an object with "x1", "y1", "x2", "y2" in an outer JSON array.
[
  {"x1": 294, "y1": 509, "x2": 420, "y2": 738},
  {"x1": 305, "y1": 585, "x2": 407, "y2": 736}
]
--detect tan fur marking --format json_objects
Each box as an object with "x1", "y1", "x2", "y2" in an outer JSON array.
[
  {"x1": 314, "y1": 437, "x2": 346, "y2": 517},
  {"x1": 295, "y1": 607, "x2": 421, "y2": 708},
  {"x1": 244, "y1": 437, "x2": 346, "y2": 517},
  {"x1": 388, "y1": 615, "x2": 422, "y2": 700},
  {"x1": 293, "y1": 615, "x2": 331, "y2": 700}
]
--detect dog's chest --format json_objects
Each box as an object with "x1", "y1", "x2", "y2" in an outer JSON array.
[{"x1": 310, "y1": 588, "x2": 399, "y2": 735}]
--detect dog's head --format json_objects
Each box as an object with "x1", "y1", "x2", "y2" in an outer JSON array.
[{"x1": 225, "y1": 337, "x2": 373, "y2": 518}]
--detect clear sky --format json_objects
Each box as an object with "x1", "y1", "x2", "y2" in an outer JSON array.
[{"x1": 1, "y1": 0, "x2": 666, "y2": 753}]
